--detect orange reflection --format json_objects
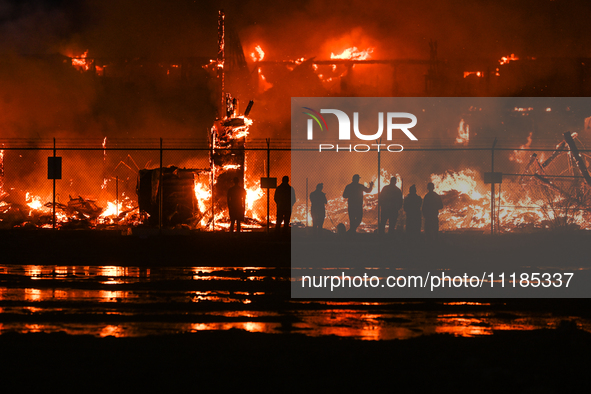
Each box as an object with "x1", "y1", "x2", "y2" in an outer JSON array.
[
  {"x1": 24, "y1": 265, "x2": 43, "y2": 279},
  {"x1": 24, "y1": 324, "x2": 43, "y2": 333},
  {"x1": 435, "y1": 316, "x2": 493, "y2": 337},
  {"x1": 99, "y1": 325, "x2": 125, "y2": 337},
  {"x1": 98, "y1": 290, "x2": 130, "y2": 301},
  {"x1": 189, "y1": 322, "x2": 277, "y2": 334},
  {"x1": 24, "y1": 288, "x2": 42, "y2": 301}
]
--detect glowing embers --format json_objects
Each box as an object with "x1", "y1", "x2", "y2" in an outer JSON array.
[
  {"x1": 463, "y1": 71, "x2": 483, "y2": 78},
  {"x1": 97, "y1": 193, "x2": 138, "y2": 225},
  {"x1": 499, "y1": 53, "x2": 519, "y2": 65},
  {"x1": 71, "y1": 50, "x2": 91, "y2": 72}
]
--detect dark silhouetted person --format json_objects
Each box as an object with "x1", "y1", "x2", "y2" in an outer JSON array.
[
  {"x1": 423, "y1": 182, "x2": 444, "y2": 237},
  {"x1": 227, "y1": 177, "x2": 246, "y2": 233},
  {"x1": 342, "y1": 174, "x2": 373, "y2": 233},
  {"x1": 404, "y1": 184, "x2": 422, "y2": 236},
  {"x1": 274, "y1": 175, "x2": 295, "y2": 232},
  {"x1": 310, "y1": 183, "x2": 327, "y2": 234},
  {"x1": 379, "y1": 175, "x2": 403, "y2": 236}
]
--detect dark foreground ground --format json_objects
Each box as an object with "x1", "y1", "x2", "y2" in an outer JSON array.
[
  {"x1": 1, "y1": 328, "x2": 590, "y2": 392},
  {"x1": 2, "y1": 229, "x2": 591, "y2": 391},
  {"x1": 1, "y1": 227, "x2": 591, "y2": 268}
]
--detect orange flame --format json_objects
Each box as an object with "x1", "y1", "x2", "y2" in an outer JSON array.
[
  {"x1": 463, "y1": 71, "x2": 483, "y2": 78},
  {"x1": 509, "y1": 132, "x2": 533, "y2": 163},
  {"x1": 499, "y1": 54, "x2": 519, "y2": 65},
  {"x1": 455, "y1": 119, "x2": 469, "y2": 145},
  {"x1": 72, "y1": 50, "x2": 91, "y2": 71},
  {"x1": 250, "y1": 45, "x2": 265, "y2": 62},
  {"x1": 330, "y1": 47, "x2": 374, "y2": 60},
  {"x1": 258, "y1": 68, "x2": 273, "y2": 92}
]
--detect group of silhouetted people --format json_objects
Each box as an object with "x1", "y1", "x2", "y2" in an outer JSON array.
[
  {"x1": 402, "y1": 182, "x2": 444, "y2": 238},
  {"x1": 226, "y1": 174, "x2": 443, "y2": 236},
  {"x1": 321, "y1": 174, "x2": 444, "y2": 237}
]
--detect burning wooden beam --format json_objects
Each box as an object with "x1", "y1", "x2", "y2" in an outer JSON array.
[
  {"x1": 541, "y1": 140, "x2": 566, "y2": 168},
  {"x1": 519, "y1": 153, "x2": 539, "y2": 184},
  {"x1": 563, "y1": 131, "x2": 591, "y2": 188}
]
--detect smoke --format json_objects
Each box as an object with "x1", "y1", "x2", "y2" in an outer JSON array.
[
  {"x1": 0, "y1": 0, "x2": 590, "y2": 204},
  {"x1": 0, "y1": 0, "x2": 589, "y2": 141}
]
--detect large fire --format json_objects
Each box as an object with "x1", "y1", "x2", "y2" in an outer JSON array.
[{"x1": 292, "y1": 150, "x2": 591, "y2": 234}]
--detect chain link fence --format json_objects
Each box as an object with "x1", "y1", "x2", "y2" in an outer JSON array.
[{"x1": 0, "y1": 138, "x2": 590, "y2": 232}]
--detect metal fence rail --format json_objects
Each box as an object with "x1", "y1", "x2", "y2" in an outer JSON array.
[{"x1": 0, "y1": 138, "x2": 589, "y2": 232}]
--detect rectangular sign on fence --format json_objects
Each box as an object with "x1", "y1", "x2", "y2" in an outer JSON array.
[{"x1": 47, "y1": 157, "x2": 62, "y2": 180}]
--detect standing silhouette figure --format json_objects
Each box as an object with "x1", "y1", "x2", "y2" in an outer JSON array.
[
  {"x1": 423, "y1": 182, "x2": 444, "y2": 237},
  {"x1": 379, "y1": 175, "x2": 403, "y2": 236},
  {"x1": 227, "y1": 177, "x2": 246, "y2": 233},
  {"x1": 274, "y1": 176, "x2": 296, "y2": 233},
  {"x1": 342, "y1": 174, "x2": 373, "y2": 233},
  {"x1": 310, "y1": 183, "x2": 327, "y2": 234},
  {"x1": 404, "y1": 184, "x2": 422, "y2": 236}
]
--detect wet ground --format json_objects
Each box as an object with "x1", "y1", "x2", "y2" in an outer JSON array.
[
  {"x1": 1, "y1": 263, "x2": 590, "y2": 339},
  {"x1": 2, "y1": 230, "x2": 591, "y2": 390}
]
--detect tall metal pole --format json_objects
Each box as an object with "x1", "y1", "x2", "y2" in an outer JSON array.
[
  {"x1": 306, "y1": 178, "x2": 308, "y2": 228},
  {"x1": 217, "y1": 10, "x2": 225, "y2": 119},
  {"x1": 214, "y1": 10, "x2": 224, "y2": 232},
  {"x1": 53, "y1": 138, "x2": 56, "y2": 229},
  {"x1": 266, "y1": 138, "x2": 270, "y2": 233},
  {"x1": 491, "y1": 138, "x2": 497, "y2": 235},
  {"x1": 498, "y1": 183, "x2": 502, "y2": 232},
  {"x1": 116, "y1": 176, "x2": 119, "y2": 218},
  {"x1": 211, "y1": 130, "x2": 215, "y2": 232},
  {"x1": 377, "y1": 138, "x2": 381, "y2": 235}
]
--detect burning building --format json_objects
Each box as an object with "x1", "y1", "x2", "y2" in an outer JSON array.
[{"x1": 1, "y1": 5, "x2": 591, "y2": 232}]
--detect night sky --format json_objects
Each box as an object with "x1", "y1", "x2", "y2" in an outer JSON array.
[
  {"x1": 0, "y1": 0, "x2": 590, "y2": 142},
  {"x1": 1, "y1": 0, "x2": 590, "y2": 58}
]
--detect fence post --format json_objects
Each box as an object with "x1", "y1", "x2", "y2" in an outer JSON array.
[
  {"x1": 266, "y1": 138, "x2": 270, "y2": 233},
  {"x1": 159, "y1": 138, "x2": 163, "y2": 231},
  {"x1": 210, "y1": 128, "x2": 215, "y2": 232},
  {"x1": 491, "y1": 138, "x2": 497, "y2": 235},
  {"x1": 116, "y1": 176, "x2": 119, "y2": 218},
  {"x1": 377, "y1": 138, "x2": 381, "y2": 235},
  {"x1": 53, "y1": 138, "x2": 56, "y2": 230},
  {"x1": 306, "y1": 178, "x2": 308, "y2": 228}
]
